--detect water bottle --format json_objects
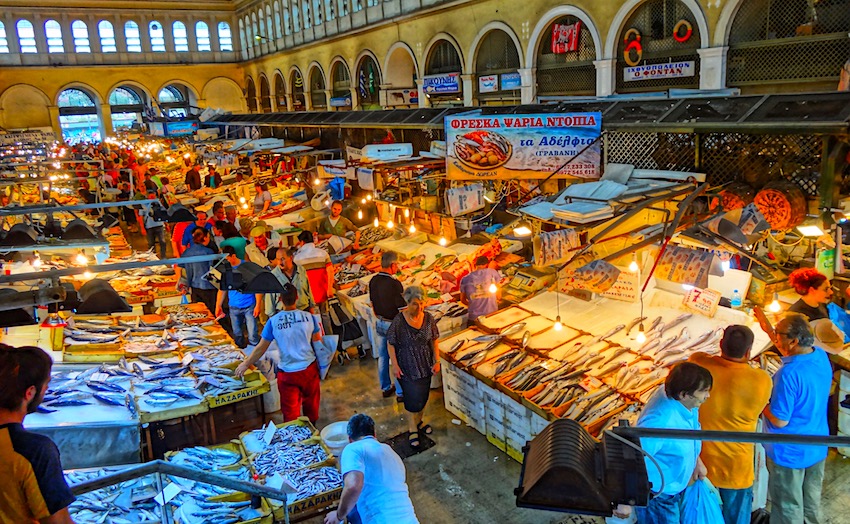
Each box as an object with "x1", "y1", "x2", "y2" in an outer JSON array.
[{"x1": 731, "y1": 289, "x2": 743, "y2": 308}]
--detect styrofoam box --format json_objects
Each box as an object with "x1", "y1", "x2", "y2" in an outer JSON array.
[
  {"x1": 840, "y1": 370, "x2": 850, "y2": 392},
  {"x1": 838, "y1": 411, "x2": 850, "y2": 435},
  {"x1": 468, "y1": 412, "x2": 487, "y2": 435},
  {"x1": 505, "y1": 437, "x2": 526, "y2": 463},
  {"x1": 487, "y1": 428, "x2": 507, "y2": 452},
  {"x1": 530, "y1": 412, "x2": 549, "y2": 437}
]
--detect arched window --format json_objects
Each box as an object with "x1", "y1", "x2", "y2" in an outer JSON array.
[
  {"x1": 536, "y1": 16, "x2": 596, "y2": 96},
  {"x1": 238, "y1": 19, "x2": 246, "y2": 53},
  {"x1": 45, "y1": 20, "x2": 64, "y2": 53},
  {"x1": 474, "y1": 29, "x2": 521, "y2": 104},
  {"x1": 331, "y1": 60, "x2": 351, "y2": 98},
  {"x1": 291, "y1": 69, "x2": 305, "y2": 110},
  {"x1": 426, "y1": 39, "x2": 461, "y2": 75},
  {"x1": 246, "y1": 77, "x2": 258, "y2": 112},
  {"x1": 109, "y1": 86, "x2": 145, "y2": 131},
  {"x1": 57, "y1": 88, "x2": 101, "y2": 144},
  {"x1": 109, "y1": 87, "x2": 143, "y2": 105},
  {"x1": 17, "y1": 20, "x2": 37, "y2": 53},
  {"x1": 149, "y1": 21, "x2": 165, "y2": 52},
  {"x1": 356, "y1": 55, "x2": 381, "y2": 108},
  {"x1": 338, "y1": 0, "x2": 349, "y2": 17},
  {"x1": 251, "y1": 13, "x2": 259, "y2": 45},
  {"x1": 309, "y1": 67, "x2": 326, "y2": 109},
  {"x1": 303, "y1": 1, "x2": 312, "y2": 28},
  {"x1": 314, "y1": 0, "x2": 323, "y2": 24},
  {"x1": 284, "y1": 6, "x2": 292, "y2": 35},
  {"x1": 159, "y1": 84, "x2": 192, "y2": 117},
  {"x1": 71, "y1": 21, "x2": 91, "y2": 53},
  {"x1": 273, "y1": 2, "x2": 282, "y2": 38},
  {"x1": 292, "y1": 4, "x2": 301, "y2": 32},
  {"x1": 196, "y1": 21, "x2": 211, "y2": 51},
  {"x1": 325, "y1": 0, "x2": 336, "y2": 21},
  {"x1": 274, "y1": 72, "x2": 287, "y2": 111},
  {"x1": 259, "y1": 76, "x2": 272, "y2": 112},
  {"x1": 173, "y1": 21, "x2": 188, "y2": 52},
  {"x1": 353, "y1": 0, "x2": 363, "y2": 12},
  {"x1": 0, "y1": 22, "x2": 10, "y2": 53},
  {"x1": 125, "y1": 21, "x2": 142, "y2": 52},
  {"x1": 266, "y1": 6, "x2": 274, "y2": 43},
  {"x1": 218, "y1": 21, "x2": 232, "y2": 51},
  {"x1": 98, "y1": 21, "x2": 116, "y2": 52}
]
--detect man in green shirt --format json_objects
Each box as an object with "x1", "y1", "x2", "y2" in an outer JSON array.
[
  {"x1": 266, "y1": 247, "x2": 315, "y2": 315},
  {"x1": 318, "y1": 200, "x2": 361, "y2": 250}
]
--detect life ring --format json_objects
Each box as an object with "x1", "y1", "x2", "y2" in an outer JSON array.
[
  {"x1": 623, "y1": 28, "x2": 642, "y2": 66},
  {"x1": 673, "y1": 20, "x2": 692, "y2": 43}
]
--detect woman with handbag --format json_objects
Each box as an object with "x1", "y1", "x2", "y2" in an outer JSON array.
[{"x1": 236, "y1": 283, "x2": 323, "y2": 423}]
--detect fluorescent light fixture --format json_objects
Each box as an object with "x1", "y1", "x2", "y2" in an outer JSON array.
[
  {"x1": 513, "y1": 219, "x2": 533, "y2": 237},
  {"x1": 796, "y1": 224, "x2": 824, "y2": 237}
]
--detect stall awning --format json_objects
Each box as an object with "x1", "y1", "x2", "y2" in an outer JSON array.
[{"x1": 207, "y1": 92, "x2": 850, "y2": 134}]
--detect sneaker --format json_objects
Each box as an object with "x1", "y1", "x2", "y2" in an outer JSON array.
[
  {"x1": 396, "y1": 395, "x2": 404, "y2": 403},
  {"x1": 382, "y1": 388, "x2": 394, "y2": 398}
]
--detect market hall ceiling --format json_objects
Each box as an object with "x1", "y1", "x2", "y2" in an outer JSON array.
[{"x1": 209, "y1": 92, "x2": 850, "y2": 134}]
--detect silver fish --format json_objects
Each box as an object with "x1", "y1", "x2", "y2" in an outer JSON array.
[
  {"x1": 625, "y1": 316, "x2": 647, "y2": 335},
  {"x1": 660, "y1": 313, "x2": 692, "y2": 335}
]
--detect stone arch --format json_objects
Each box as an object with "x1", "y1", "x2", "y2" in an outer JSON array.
[
  {"x1": 467, "y1": 21, "x2": 524, "y2": 75},
  {"x1": 383, "y1": 42, "x2": 418, "y2": 88},
  {"x1": 329, "y1": 56, "x2": 352, "y2": 98},
  {"x1": 604, "y1": 0, "x2": 709, "y2": 59},
  {"x1": 154, "y1": 79, "x2": 200, "y2": 103},
  {"x1": 105, "y1": 80, "x2": 153, "y2": 104},
  {"x1": 55, "y1": 81, "x2": 102, "y2": 105},
  {"x1": 525, "y1": 6, "x2": 602, "y2": 69},
  {"x1": 714, "y1": 0, "x2": 745, "y2": 47},
  {"x1": 202, "y1": 76, "x2": 245, "y2": 113},
  {"x1": 0, "y1": 84, "x2": 52, "y2": 130},
  {"x1": 273, "y1": 69, "x2": 287, "y2": 110},
  {"x1": 258, "y1": 73, "x2": 272, "y2": 112},
  {"x1": 307, "y1": 61, "x2": 327, "y2": 109}
]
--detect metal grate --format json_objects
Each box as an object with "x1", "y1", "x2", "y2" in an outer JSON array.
[
  {"x1": 615, "y1": 0, "x2": 701, "y2": 93},
  {"x1": 606, "y1": 132, "x2": 696, "y2": 172},
  {"x1": 475, "y1": 29, "x2": 521, "y2": 73},
  {"x1": 727, "y1": 0, "x2": 850, "y2": 86},
  {"x1": 310, "y1": 68, "x2": 327, "y2": 109},
  {"x1": 536, "y1": 16, "x2": 597, "y2": 96},
  {"x1": 426, "y1": 39, "x2": 462, "y2": 75},
  {"x1": 332, "y1": 61, "x2": 351, "y2": 98},
  {"x1": 357, "y1": 56, "x2": 381, "y2": 107}
]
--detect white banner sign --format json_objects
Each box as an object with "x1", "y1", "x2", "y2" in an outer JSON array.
[
  {"x1": 624, "y1": 61, "x2": 695, "y2": 82},
  {"x1": 478, "y1": 75, "x2": 498, "y2": 93}
]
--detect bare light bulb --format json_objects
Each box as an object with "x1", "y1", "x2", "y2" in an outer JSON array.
[
  {"x1": 183, "y1": 153, "x2": 191, "y2": 159},
  {"x1": 324, "y1": 199, "x2": 330, "y2": 207},
  {"x1": 439, "y1": 237, "x2": 447, "y2": 246},
  {"x1": 629, "y1": 254, "x2": 639, "y2": 273},
  {"x1": 313, "y1": 179, "x2": 320, "y2": 185},
  {"x1": 239, "y1": 196, "x2": 246, "y2": 204},
  {"x1": 768, "y1": 293, "x2": 781, "y2": 313},
  {"x1": 366, "y1": 194, "x2": 372, "y2": 201},
  {"x1": 404, "y1": 209, "x2": 410, "y2": 218},
  {"x1": 82, "y1": 270, "x2": 93, "y2": 280},
  {"x1": 489, "y1": 283, "x2": 498, "y2": 294},
  {"x1": 361, "y1": 198, "x2": 366, "y2": 205},
  {"x1": 636, "y1": 324, "x2": 647, "y2": 344},
  {"x1": 721, "y1": 259, "x2": 731, "y2": 272},
  {"x1": 408, "y1": 224, "x2": 416, "y2": 234},
  {"x1": 386, "y1": 220, "x2": 394, "y2": 229},
  {"x1": 31, "y1": 254, "x2": 42, "y2": 268},
  {"x1": 75, "y1": 253, "x2": 88, "y2": 266},
  {"x1": 357, "y1": 210, "x2": 363, "y2": 220},
  {"x1": 242, "y1": 203, "x2": 249, "y2": 210},
  {"x1": 554, "y1": 317, "x2": 563, "y2": 331},
  {"x1": 373, "y1": 218, "x2": 379, "y2": 228}
]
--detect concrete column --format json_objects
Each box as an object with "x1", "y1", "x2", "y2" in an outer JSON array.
[
  {"x1": 99, "y1": 104, "x2": 113, "y2": 137},
  {"x1": 61, "y1": 17, "x2": 75, "y2": 54},
  {"x1": 697, "y1": 46, "x2": 729, "y2": 91},
  {"x1": 594, "y1": 58, "x2": 617, "y2": 97},
  {"x1": 324, "y1": 89, "x2": 334, "y2": 110},
  {"x1": 47, "y1": 106, "x2": 62, "y2": 138},
  {"x1": 5, "y1": 15, "x2": 21, "y2": 54},
  {"x1": 285, "y1": 93, "x2": 293, "y2": 112},
  {"x1": 461, "y1": 74, "x2": 474, "y2": 107},
  {"x1": 186, "y1": 21, "x2": 197, "y2": 52},
  {"x1": 305, "y1": 90, "x2": 314, "y2": 111},
  {"x1": 210, "y1": 18, "x2": 221, "y2": 51},
  {"x1": 518, "y1": 67, "x2": 535, "y2": 105},
  {"x1": 349, "y1": 86, "x2": 359, "y2": 109},
  {"x1": 416, "y1": 79, "x2": 429, "y2": 108}
]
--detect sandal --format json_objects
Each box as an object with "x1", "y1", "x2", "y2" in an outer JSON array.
[
  {"x1": 417, "y1": 422, "x2": 433, "y2": 435},
  {"x1": 409, "y1": 431, "x2": 420, "y2": 448}
]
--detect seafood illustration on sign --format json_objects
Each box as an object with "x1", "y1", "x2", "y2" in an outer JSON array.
[{"x1": 454, "y1": 131, "x2": 512, "y2": 170}]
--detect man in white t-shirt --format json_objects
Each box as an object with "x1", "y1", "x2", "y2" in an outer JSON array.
[
  {"x1": 324, "y1": 414, "x2": 418, "y2": 524},
  {"x1": 236, "y1": 283, "x2": 322, "y2": 423}
]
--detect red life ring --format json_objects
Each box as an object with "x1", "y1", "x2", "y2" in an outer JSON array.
[
  {"x1": 623, "y1": 28, "x2": 642, "y2": 66},
  {"x1": 673, "y1": 20, "x2": 692, "y2": 43}
]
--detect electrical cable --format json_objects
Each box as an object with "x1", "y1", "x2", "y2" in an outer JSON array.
[
  {"x1": 604, "y1": 429, "x2": 666, "y2": 499},
  {"x1": 767, "y1": 230, "x2": 805, "y2": 247}
]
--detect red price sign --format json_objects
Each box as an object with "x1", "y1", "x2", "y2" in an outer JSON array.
[{"x1": 682, "y1": 287, "x2": 723, "y2": 318}]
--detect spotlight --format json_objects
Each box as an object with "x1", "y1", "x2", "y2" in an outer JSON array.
[
  {"x1": 386, "y1": 220, "x2": 394, "y2": 229},
  {"x1": 373, "y1": 218, "x2": 379, "y2": 228},
  {"x1": 408, "y1": 224, "x2": 416, "y2": 234},
  {"x1": 439, "y1": 237, "x2": 447, "y2": 246}
]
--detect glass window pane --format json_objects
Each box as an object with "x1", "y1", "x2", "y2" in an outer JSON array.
[
  {"x1": 72, "y1": 21, "x2": 90, "y2": 53},
  {"x1": 0, "y1": 22, "x2": 9, "y2": 53},
  {"x1": 98, "y1": 20, "x2": 116, "y2": 52},
  {"x1": 17, "y1": 20, "x2": 37, "y2": 53},
  {"x1": 125, "y1": 21, "x2": 141, "y2": 52},
  {"x1": 149, "y1": 21, "x2": 165, "y2": 52},
  {"x1": 196, "y1": 21, "x2": 211, "y2": 51},
  {"x1": 45, "y1": 20, "x2": 64, "y2": 53},
  {"x1": 173, "y1": 21, "x2": 188, "y2": 51},
  {"x1": 58, "y1": 88, "x2": 96, "y2": 107},
  {"x1": 218, "y1": 21, "x2": 232, "y2": 51}
]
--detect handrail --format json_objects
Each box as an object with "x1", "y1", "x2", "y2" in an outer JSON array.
[{"x1": 613, "y1": 424, "x2": 850, "y2": 447}]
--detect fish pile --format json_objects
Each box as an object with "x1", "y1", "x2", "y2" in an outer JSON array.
[
  {"x1": 37, "y1": 368, "x2": 136, "y2": 416},
  {"x1": 425, "y1": 302, "x2": 468, "y2": 321},
  {"x1": 65, "y1": 467, "x2": 163, "y2": 523},
  {"x1": 64, "y1": 327, "x2": 129, "y2": 346},
  {"x1": 250, "y1": 424, "x2": 314, "y2": 446},
  {"x1": 186, "y1": 344, "x2": 246, "y2": 368},
  {"x1": 282, "y1": 466, "x2": 344, "y2": 503},
  {"x1": 193, "y1": 364, "x2": 250, "y2": 397},
  {"x1": 167, "y1": 446, "x2": 243, "y2": 470},
  {"x1": 358, "y1": 225, "x2": 394, "y2": 246},
  {"x1": 251, "y1": 441, "x2": 330, "y2": 476},
  {"x1": 158, "y1": 304, "x2": 214, "y2": 323},
  {"x1": 166, "y1": 477, "x2": 265, "y2": 524},
  {"x1": 560, "y1": 387, "x2": 627, "y2": 427},
  {"x1": 346, "y1": 280, "x2": 369, "y2": 297},
  {"x1": 334, "y1": 262, "x2": 372, "y2": 286}
]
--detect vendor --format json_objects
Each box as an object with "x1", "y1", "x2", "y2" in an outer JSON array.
[
  {"x1": 217, "y1": 221, "x2": 247, "y2": 259},
  {"x1": 460, "y1": 256, "x2": 501, "y2": 321},
  {"x1": 254, "y1": 182, "x2": 272, "y2": 214},
  {"x1": 788, "y1": 268, "x2": 832, "y2": 321},
  {"x1": 318, "y1": 200, "x2": 361, "y2": 250},
  {"x1": 184, "y1": 164, "x2": 202, "y2": 191},
  {"x1": 225, "y1": 205, "x2": 244, "y2": 231},
  {"x1": 204, "y1": 165, "x2": 222, "y2": 188}
]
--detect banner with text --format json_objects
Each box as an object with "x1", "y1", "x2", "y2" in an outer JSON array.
[
  {"x1": 624, "y1": 61, "x2": 695, "y2": 82},
  {"x1": 445, "y1": 112, "x2": 601, "y2": 180}
]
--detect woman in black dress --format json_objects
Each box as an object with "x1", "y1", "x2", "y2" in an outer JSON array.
[{"x1": 387, "y1": 285, "x2": 440, "y2": 447}]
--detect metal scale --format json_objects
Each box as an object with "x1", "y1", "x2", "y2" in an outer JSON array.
[{"x1": 502, "y1": 266, "x2": 557, "y2": 304}]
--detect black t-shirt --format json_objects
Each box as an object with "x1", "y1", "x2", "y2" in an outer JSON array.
[
  {"x1": 0, "y1": 422, "x2": 75, "y2": 520},
  {"x1": 369, "y1": 272, "x2": 406, "y2": 320},
  {"x1": 788, "y1": 299, "x2": 828, "y2": 321}
]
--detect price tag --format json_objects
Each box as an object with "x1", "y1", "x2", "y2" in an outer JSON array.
[
  {"x1": 154, "y1": 483, "x2": 181, "y2": 505},
  {"x1": 263, "y1": 421, "x2": 277, "y2": 446},
  {"x1": 352, "y1": 263, "x2": 362, "y2": 272},
  {"x1": 181, "y1": 353, "x2": 194, "y2": 367},
  {"x1": 265, "y1": 473, "x2": 299, "y2": 496},
  {"x1": 440, "y1": 293, "x2": 454, "y2": 303},
  {"x1": 579, "y1": 376, "x2": 603, "y2": 392},
  {"x1": 89, "y1": 372, "x2": 111, "y2": 383},
  {"x1": 682, "y1": 287, "x2": 723, "y2": 318}
]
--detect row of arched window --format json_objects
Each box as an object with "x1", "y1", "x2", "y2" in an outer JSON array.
[{"x1": 0, "y1": 19, "x2": 233, "y2": 54}]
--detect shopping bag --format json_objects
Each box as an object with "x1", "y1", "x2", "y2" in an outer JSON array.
[
  {"x1": 313, "y1": 334, "x2": 339, "y2": 379},
  {"x1": 827, "y1": 302, "x2": 850, "y2": 343},
  {"x1": 181, "y1": 294, "x2": 189, "y2": 305},
  {"x1": 681, "y1": 479, "x2": 724, "y2": 524}
]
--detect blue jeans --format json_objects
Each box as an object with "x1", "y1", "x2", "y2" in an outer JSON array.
[
  {"x1": 145, "y1": 225, "x2": 167, "y2": 259},
  {"x1": 718, "y1": 487, "x2": 752, "y2": 524},
  {"x1": 230, "y1": 305, "x2": 259, "y2": 348},
  {"x1": 635, "y1": 491, "x2": 683, "y2": 524},
  {"x1": 375, "y1": 318, "x2": 402, "y2": 395}
]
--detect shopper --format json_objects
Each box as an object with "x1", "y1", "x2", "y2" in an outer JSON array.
[
  {"x1": 370, "y1": 252, "x2": 407, "y2": 400},
  {"x1": 207, "y1": 201, "x2": 226, "y2": 228},
  {"x1": 688, "y1": 325, "x2": 772, "y2": 524},
  {"x1": 293, "y1": 230, "x2": 335, "y2": 333},
  {"x1": 236, "y1": 283, "x2": 322, "y2": 423},
  {"x1": 460, "y1": 256, "x2": 501, "y2": 321},
  {"x1": 324, "y1": 414, "x2": 419, "y2": 524},
  {"x1": 216, "y1": 246, "x2": 262, "y2": 348},
  {"x1": 184, "y1": 164, "x2": 202, "y2": 191},
  {"x1": 0, "y1": 344, "x2": 76, "y2": 524},
  {"x1": 246, "y1": 225, "x2": 272, "y2": 267},
  {"x1": 318, "y1": 200, "x2": 361, "y2": 250},
  {"x1": 253, "y1": 182, "x2": 272, "y2": 214},
  {"x1": 158, "y1": 176, "x2": 178, "y2": 207},
  {"x1": 763, "y1": 314, "x2": 832, "y2": 524},
  {"x1": 634, "y1": 362, "x2": 712, "y2": 524},
  {"x1": 225, "y1": 205, "x2": 244, "y2": 232},
  {"x1": 387, "y1": 285, "x2": 440, "y2": 448},
  {"x1": 266, "y1": 247, "x2": 314, "y2": 316},
  {"x1": 139, "y1": 191, "x2": 168, "y2": 259},
  {"x1": 181, "y1": 210, "x2": 213, "y2": 250},
  {"x1": 204, "y1": 165, "x2": 222, "y2": 188},
  {"x1": 787, "y1": 268, "x2": 832, "y2": 321},
  {"x1": 217, "y1": 221, "x2": 248, "y2": 260},
  {"x1": 177, "y1": 228, "x2": 219, "y2": 315}
]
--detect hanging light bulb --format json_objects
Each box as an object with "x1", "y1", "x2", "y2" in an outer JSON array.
[
  {"x1": 439, "y1": 237, "x2": 447, "y2": 246},
  {"x1": 408, "y1": 224, "x2": 416, "y2": 234},
  {"x1": 239, "y1": 196, "x2": 246, "y2": 204},
  {"x1": 554, "y1": 316, "x2": 563, "y2": 331},
  {"x1": 31, "y1": 252, "x2": 42, "y2": 268},
  {"x1": 357, "y1": 210, "x2": 363, "y2": 220},
  {"x1": 75, "y1": 252, "x2": 88, "y2": 266},
  {"x1": 313, "y1": 178, "x2": 321, "y2": 186},
  {"x1": 361, "y1": 198, "x2": 366, "y2": 205},
  {"x1": 768, "y1": 293, "x2": 782, "y2": 313},
  {"x1": 82, "y1": 270, "x2": 93, "y2": 280},
  {"x1": 366, "y1": 194, "x2": 372, "y2": 201},
  {"x1": 404, "y1": 208, "x2": 410, "y2": 218},
  {"x1": 294, "y1": 177, "x2": 300, "y2": 182},
  {"x1": 373, "y1": 218, "x2": 379, "y2": 228},
  {"x1": 636, "y1": 324, "x2": 647, "y2": 344},
  {"x1": 242, "y1": 203, "x2": 249, "y2": 210},
  {"x1": 488, "y1": 283, "x2": 498, "y2": 294},
  {"x1": 629, "y1": 253, "x2": 639, "y2": 273},
  {"x1": 324, "y1": 199, "x2": 330, "y2": 207},
  {"x1": 387, "y1": 220, "x2": 394, "y2": 229}
]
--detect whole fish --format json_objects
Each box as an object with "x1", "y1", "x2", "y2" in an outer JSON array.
[
  {"x1": 86, "y1": 381, "x2": 126, "y2": 393},
  {"x1": 500, "y1": 322, "x2": 527, "y2": 338},
  {"x1": 625, "y1": 316, "x2": 647, "y2": 335},
  {"x1": 448, "y1": 339, "x2": 467, "y2": 354},
  {"x1": 601, "y1": 324, "x2": 626, "y2": 340},
  {"x1": 660, "y1": 313, "x2": 692, "y2": 335}
]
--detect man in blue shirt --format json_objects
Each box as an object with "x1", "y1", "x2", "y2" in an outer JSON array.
[
  {"x1": 181, "y1": 209, "x2": 213, "y2": 250},
  {"x1": 139, "y1": 190, "x2": 167, "y2": 259},
  {"x1": 215, "y1": 246, "x2": 262, "y2": 348},
  {"x1": 633, "y1": 362, "x2": 713, "y2": 523},
  {"x1": 177, "y1": 227, "x2": 219, "y2": 315},
  {"x1": 763, "y1": 314, "x2": 832, "y2": 524}
]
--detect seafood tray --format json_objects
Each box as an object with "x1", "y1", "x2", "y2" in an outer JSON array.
[
  {"x1": 247, "y1": 437, "x2": 335, "y2": 477},
  {"x1": 156, "y1": 302, "x2": 216, "y2": 324},
  {"x1": 206, "y1": 371, "x2": 270, "y2": 409},
  {"x1": 64, "y1": 465, "x2": 165, "y2": 524},
  {"x1": 334, "y1": 262, "x2": 373, "y2": 288},
  {"x1": 273, "y1": 464, "x2": 344, "y2": 521},
  {"x1": 476, "y1": 306, "x2": 533, "y2": 332},
  {"x1": 168, "y1": 478, "x2": 272, "y2": 524},
  {"x1": 502, "y1": 315, "x2": 555, "y2": 344},
  {"x1": 239, "y1": 417, "x2": 318, "y2": 454},
  {"x1": 164, "y1": 441, "x2": 249, "y2": 472}
]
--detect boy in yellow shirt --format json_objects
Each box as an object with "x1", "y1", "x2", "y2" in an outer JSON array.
[{"x1": 689, "y1": 325, "x2": 772, "y2": 524}]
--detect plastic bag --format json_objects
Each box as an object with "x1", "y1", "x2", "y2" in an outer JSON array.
[
  {"x1": 313, "y1": 334, "x2": 339, "y2": 380},
  {"x1": 827, "y1": 302, "x2": 850, "y2": 343},
  {"x1": 681, "y1": 479, "x2": 724, "y2": 524}
]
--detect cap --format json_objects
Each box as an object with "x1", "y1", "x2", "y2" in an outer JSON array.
[
  {"x1": 250, "y1": 226, "x2": 267, "y2": 238},
  {"x1": 810, "y1": 318, "x2": 845, "y2": 354},
  {"x1": 254, "y1": 220, "x2": 271, "y2": 232}
]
